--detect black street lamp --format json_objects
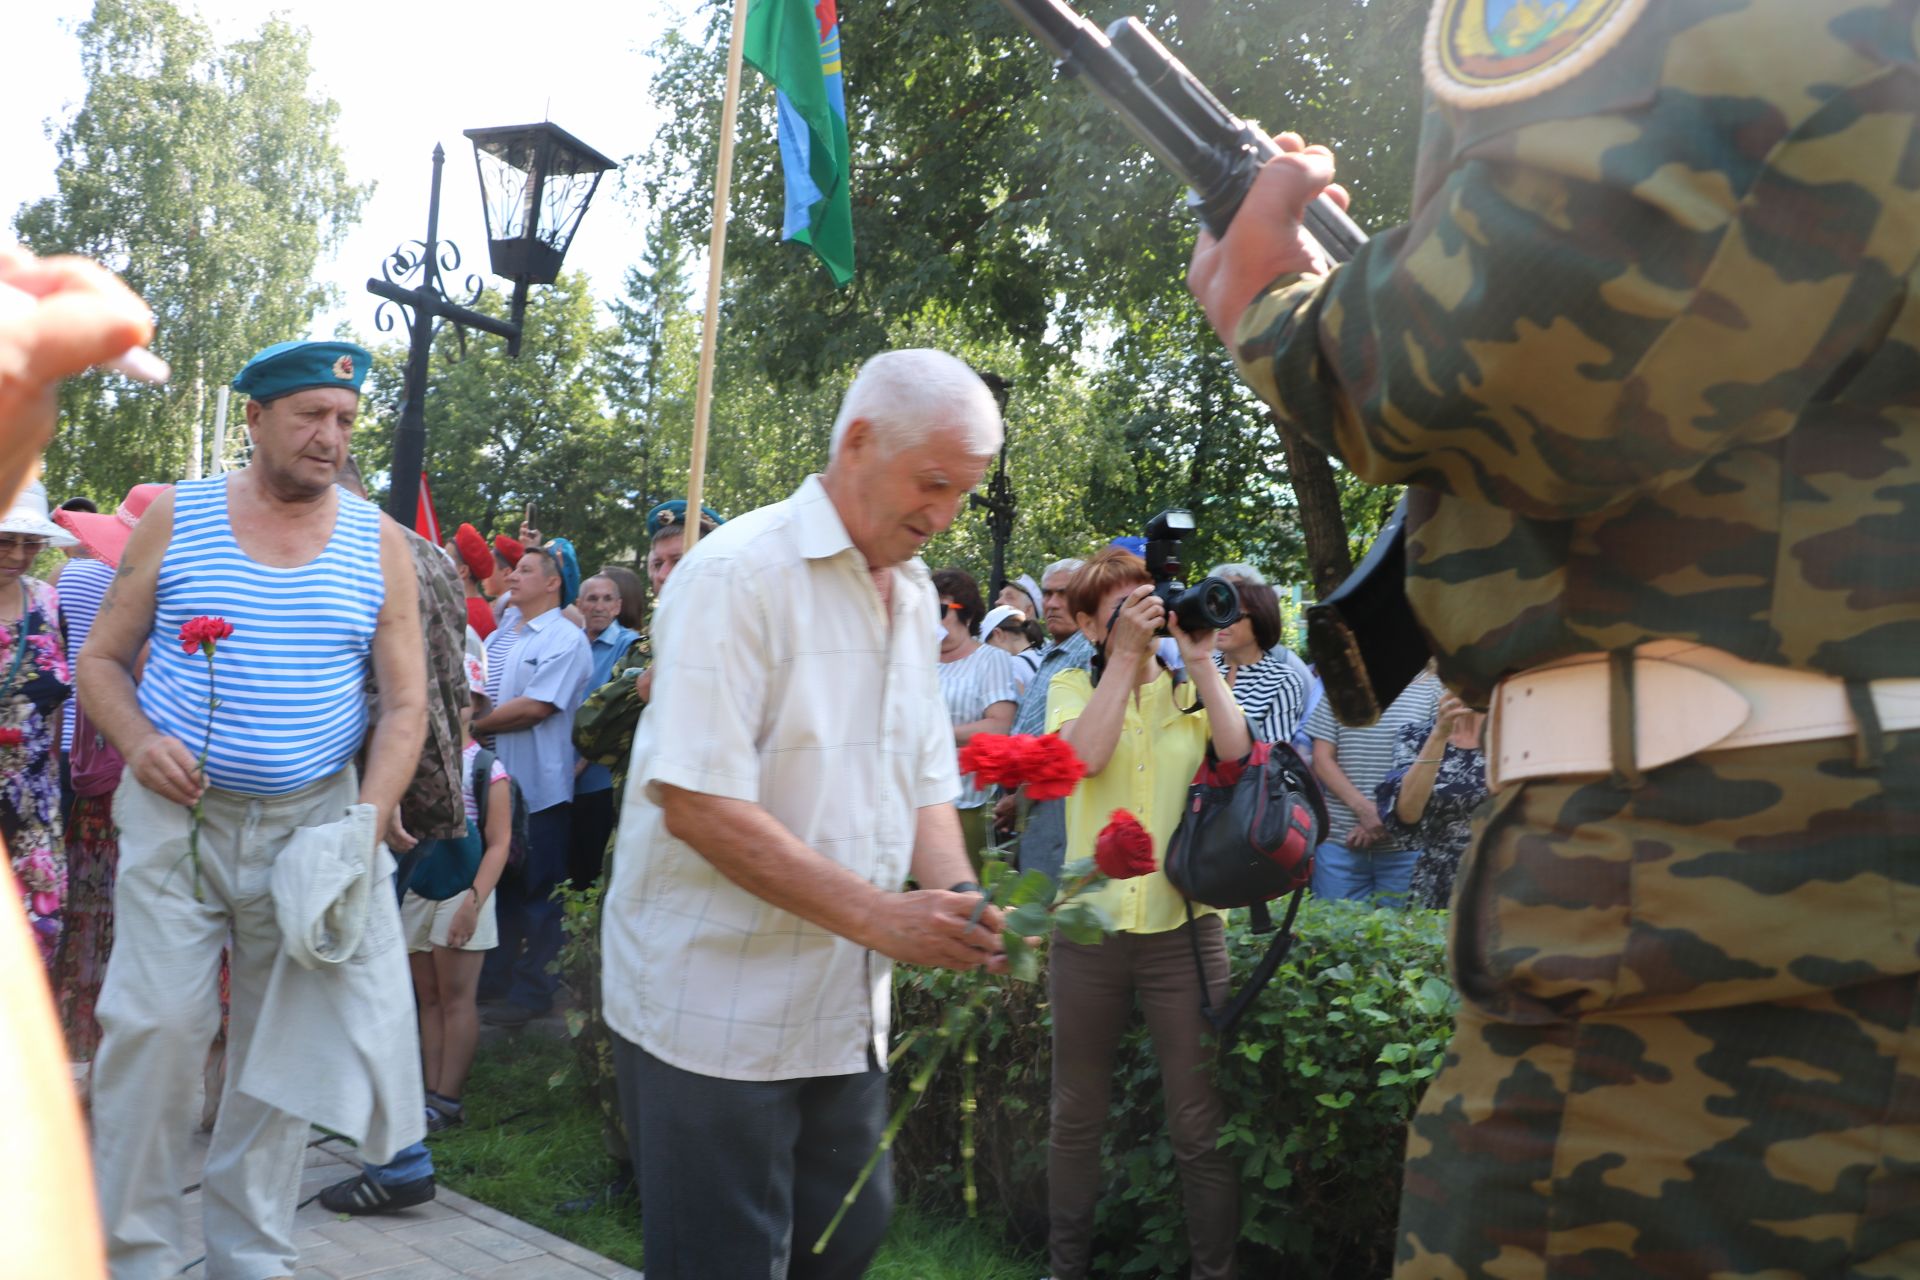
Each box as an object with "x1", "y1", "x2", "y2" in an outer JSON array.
[{"x1": 369, "y1": 122, "x2": 617, "y2": 527}]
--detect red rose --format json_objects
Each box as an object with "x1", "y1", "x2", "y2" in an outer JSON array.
[
  {"x1": 1093, "y1": 809, "x2": 1156, "y2": 880},
  {"x1": 1018, "y1": 734, "x2": 1087, "y2": 801},
  {"x1": 179, "y1": 616, "x2": 235, "y2": 657}
]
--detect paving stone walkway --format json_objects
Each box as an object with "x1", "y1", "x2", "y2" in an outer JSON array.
[{"x1": 173, "y1": 1126, "x2": 642, "y2": 1279}]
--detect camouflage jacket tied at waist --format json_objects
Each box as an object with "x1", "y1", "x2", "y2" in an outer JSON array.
[{"x1": 1232, "y1": 1, "x2": 1920, "y2": 704}]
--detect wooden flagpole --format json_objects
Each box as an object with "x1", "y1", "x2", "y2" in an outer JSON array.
[{"x1": 683, "y1": 0, "x2": 753, "y2": 553}]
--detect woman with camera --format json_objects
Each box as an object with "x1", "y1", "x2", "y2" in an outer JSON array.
[{"x1": 1044, "y1": 546, "x2": 1251, "y2": 1280}]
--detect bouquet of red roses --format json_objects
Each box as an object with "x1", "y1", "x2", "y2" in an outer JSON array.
[{"x1": 815, "y1": 735, "x2": 1162, "y2": 1251}]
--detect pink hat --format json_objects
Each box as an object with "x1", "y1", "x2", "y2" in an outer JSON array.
[{"x1": 52, "y1": 482, "x2": 169, "y2": 568}]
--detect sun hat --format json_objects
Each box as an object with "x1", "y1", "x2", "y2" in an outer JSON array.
[
  {"x1": 978, "y1": 604, "x2": 1025, "y2": 641},
  {"x1": 1011, "y1": 573, "x2": 1042, "y2": 610},
  {"x1": 0, "y1": 482, "x2": 77, "y2": 549},
  {"x1": 51, "y1": 482, "x2": 167, "y2": 567}
]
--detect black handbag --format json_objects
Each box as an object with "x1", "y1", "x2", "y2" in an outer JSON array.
[{"x1": 1164, "y1": 738, "x2": 1329, "y2": 1044}]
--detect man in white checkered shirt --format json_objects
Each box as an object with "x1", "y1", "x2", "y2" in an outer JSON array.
[{"x1": 601, "y1": 349, "x2": 1011, "y2": 1279}]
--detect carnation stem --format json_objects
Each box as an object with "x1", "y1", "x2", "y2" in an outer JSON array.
[
  {"x1": 961, "y1": 1024, "x2": 980, "y2": 1218},
  {"x1": 813, "y1": 995, "x2": 982, "y2": 1253},
  {"x1": 185, "y1": 652, "x2": 219, "y2": 904}
]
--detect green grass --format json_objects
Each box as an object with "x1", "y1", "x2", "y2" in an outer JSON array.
[{"x1": 425, "y1": 1031, "x2": 1043, "y2": 1277}]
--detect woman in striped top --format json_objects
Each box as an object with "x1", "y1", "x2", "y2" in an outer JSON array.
[
  {"x1": 1211, "y1": 579, "x2": 1308, "y2": 746},
  {"x1": 932, "y1": 568, "x2": 1021, "y2": 865}
]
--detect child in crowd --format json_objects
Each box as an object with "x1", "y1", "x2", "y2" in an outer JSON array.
[{"x1": 398, "y1": 653, "x2": 512, "y2": 1130}]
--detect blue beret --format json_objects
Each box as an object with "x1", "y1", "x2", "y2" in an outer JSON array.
[
  {"x1": 646, "y1": 499, "x2": 725, "y2": 540},
  {"x1": 546, "y1": 537, "x2": 582, "y2": 609},
  {"x1": 232, "y1": 340, "x2": 371, "y2": 401},
  {"x1": 1109, "y1": 536, "x2": 1148, "y2": 557}
]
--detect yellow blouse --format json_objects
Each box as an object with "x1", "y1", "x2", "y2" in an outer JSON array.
[{"x1": 1046, "y1": 666, "x2": 1229, "y2": 935}]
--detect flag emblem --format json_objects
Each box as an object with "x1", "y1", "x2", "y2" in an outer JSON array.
[{"x1": 745, "y1": 0, "x2": 855, "y2": 285}]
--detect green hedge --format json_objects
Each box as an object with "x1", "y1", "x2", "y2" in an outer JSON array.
[{"x1": 890, "y1": 899, "x2": 1456, "y2": 1278}]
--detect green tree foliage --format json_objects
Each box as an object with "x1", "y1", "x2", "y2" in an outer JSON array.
[
  {"x1": 14, "y1": 0, "x2": 368, "y2": 501},
  {"x1": 639, "y1": 0, "x2": 1426, "y2": 583}
]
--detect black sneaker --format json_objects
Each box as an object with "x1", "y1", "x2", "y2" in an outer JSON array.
[
  {"x1": 481, "y1": 1002, "x2": 541, "y2": 1028},
  {"x1": 318, "y1": 1171, "x2": 435, "y2": 1215},
  {"x1": 425, "y1": 1095, "x2": 464, "y2": 1133}
]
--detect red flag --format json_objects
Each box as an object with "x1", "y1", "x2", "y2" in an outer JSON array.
[{"x1": 415, "y1": 474, "x2": 441, "y2": 545}]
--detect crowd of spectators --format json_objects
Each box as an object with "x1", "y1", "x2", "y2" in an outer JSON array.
[{"x1": 3, "y1": 329, "x2": 1491, "y2": 1280}]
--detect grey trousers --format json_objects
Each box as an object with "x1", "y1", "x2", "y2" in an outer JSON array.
[
  {"x1": 612, "y1": 1032, "x2": 893, "y2": 1280},
  {"x1": 92, "y1": 769, "x2": 357, "y2": 1280}
]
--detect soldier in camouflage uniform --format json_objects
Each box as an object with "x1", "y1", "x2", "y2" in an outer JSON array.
[{"x1": 1189, "y1": 2, "x2": 1920, "y2": 1276}]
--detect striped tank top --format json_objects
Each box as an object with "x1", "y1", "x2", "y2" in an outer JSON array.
[{"x1": 139, "y1": 476, "x2": 385, "y2": 796}]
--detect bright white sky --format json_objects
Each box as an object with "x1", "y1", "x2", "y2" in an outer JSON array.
[{"x1": 1, "y1": 0, "x2": 694, "y2": 340}]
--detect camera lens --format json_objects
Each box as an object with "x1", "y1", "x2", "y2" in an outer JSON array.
[{"x1": 1175, "y1": 577, "x2": 1241, "y2": 633}]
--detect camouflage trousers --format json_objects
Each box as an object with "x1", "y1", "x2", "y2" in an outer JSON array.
[{"x1": 1395, "y1": 734, "x2": 1920, "y2": 1279}]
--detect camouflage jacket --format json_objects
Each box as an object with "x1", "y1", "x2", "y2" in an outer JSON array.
[
  {"x1": 571, "y1": 636, "x2": 652, "y2": 805},
  {"x1": 1232, "y1": 2, "x2": 1920, "y2": 703},
  {"x1": 393, "y1": 529, "x2": 470, "y2": 841}
]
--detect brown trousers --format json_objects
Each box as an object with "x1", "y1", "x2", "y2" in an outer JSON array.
[{"x1": 1048, "y1": 915, "x2": 1238, "y2": 1280}]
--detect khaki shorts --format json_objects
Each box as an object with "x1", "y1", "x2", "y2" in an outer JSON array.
[{"x1": 399, "y1": 889, "x2": 499, "y2": 953}]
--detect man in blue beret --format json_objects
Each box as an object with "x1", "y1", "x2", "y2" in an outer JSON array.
[
  {"x1": 643, "y1": 499, "x2": 722, "y2": 618},
  {"x1": 82, "y1": 339, "x2": 431, "y2": 1278}
]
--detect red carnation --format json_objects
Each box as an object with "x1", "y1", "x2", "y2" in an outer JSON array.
[
  {"x1": 958, "y1": 734, "x2": 1022, "y2": 789},
  {"x1": 1019, "y1": 734, "x2": 1087, "y2": 801},
  {"x1": 1094, "y1": 809, "x2": 1156, "y2": 880},
  {"x1": 179, "y1": 616, "x2": 235, "y2": 657},
  {"x1": 0, "y1": 727, "x2": 23, "y2": 748},
  {"x1": 957, "y1": 733, "x2": 1088, "y2": 801}
]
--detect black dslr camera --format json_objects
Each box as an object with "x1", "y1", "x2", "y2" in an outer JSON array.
[{"x1": 1143, "y1": 510, "x2": 1241, "y2": 635}]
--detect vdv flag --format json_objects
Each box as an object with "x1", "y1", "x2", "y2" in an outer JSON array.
[{"x1": 744, "y1": 0, "x2": 854, "y2": 286}]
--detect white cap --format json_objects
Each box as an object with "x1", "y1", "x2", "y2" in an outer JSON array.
[{"x1": 978, "y1": 604, "x2": 1024, "y2": 640}]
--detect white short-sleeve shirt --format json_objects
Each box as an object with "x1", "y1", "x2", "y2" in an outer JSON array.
[{"x1": 600, "y1": 475, "x2": 960, "y2": 1082}]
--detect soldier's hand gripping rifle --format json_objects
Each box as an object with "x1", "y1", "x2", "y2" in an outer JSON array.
[{"x1": 998, "y1": 0, "x2": 1429, "y2": 725}]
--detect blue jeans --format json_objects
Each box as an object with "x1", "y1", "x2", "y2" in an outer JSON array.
[
  {"x1": 481, "y1": 802, "x2": 572, "y2": 1013},
  {"x1": 365, "y1": 1141, "x2": 433, "y2": 1186},
  {"x1": 1312, "y1": 840, "x2": 1420, "y2": 906}
]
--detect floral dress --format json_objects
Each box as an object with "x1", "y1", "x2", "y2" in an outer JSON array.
[
  {"x1": 1375, "y1": 715, "x2": 1490, "y2": 910},
  {"x1": 0, "y1": 578, "x2": 71, "y2": 965}
]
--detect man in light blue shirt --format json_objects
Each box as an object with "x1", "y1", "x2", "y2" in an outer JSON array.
[
  {"x1": 473, "y1": 544, "x2": 594, "y2": 1024},
  {"x1": 570, "y1": 572, "x2": 639, "y2": 888}
]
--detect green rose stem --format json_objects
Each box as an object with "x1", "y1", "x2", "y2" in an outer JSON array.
[{"x1": 813, "y1": 993, "x2": 984, "y2": 1254}]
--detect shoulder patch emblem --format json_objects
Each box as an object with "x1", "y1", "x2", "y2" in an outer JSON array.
[{"x1": 1423, "y1": 0, "x2": 1651, "y2": 109}]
